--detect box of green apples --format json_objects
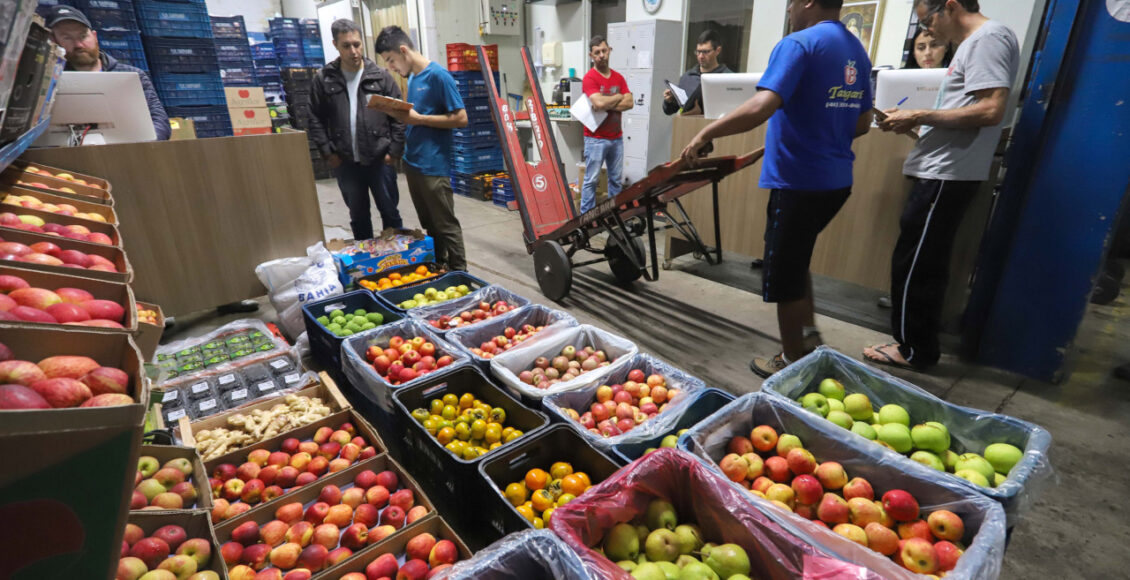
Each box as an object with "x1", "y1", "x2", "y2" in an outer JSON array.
[
  {"x1": 303, "y1": 290, "x2": 403, "y2": 372},
  {"x1": 761, "y1": 347, "x2": 1052, "y2": 527}
]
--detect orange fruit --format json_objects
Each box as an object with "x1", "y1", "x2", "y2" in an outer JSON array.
[
  {"x1": 416, "y1": 265, "x2": 428, "y2": 275},
  {"x1": 389, "y1": 273, "x2": 401, "y2": 281},
  {"x1": 504, "y1": 482, "x2": 527, "y2": 506},
  {"x1": 573, "y1": 472, "x2": 592, "y2": 488},
  {"x1": 531, "y1": 489, "x2": 555, "y2": 512},
  {"x1": 561, "y1": 474, "x2": 588, "y2": 497},
  {"x1": 550, "y1": 462, "x2": 574, "y2": 480},
  {"x1": 524, "y1": 468, "x2": 549, "y2": 491},
  {"x1": 515, "y1": 504, "x2": 535, "y2": 523}
]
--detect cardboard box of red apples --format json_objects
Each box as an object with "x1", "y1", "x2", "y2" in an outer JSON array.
[
  {"x1": 133, "y1": 444, "x2": 214, "y2": 513},
  {"x1": 5, "y1": 184, "x2": 119, "y2": 224},
  {"x1": 3, "y1": 161, "x2": 114, "y2": 200},
  {"x1": 121, "y1": 509, "x2": 225, "y2": 580},
  {"x1": 0, "y1": 226, "x2": 133, "y2": 282},
  {"x1": 0, "y1": 204, "x2": 122, "y2": 246},
  {"x1": 0, "y1": 325, "x2": 148, "y2": 579},
  {"x1": 0, "y1": 264, "x2": 137, "y2": 332},
  {"x1": 212, "y1": 453, "x2": 436, "y2": 578},
  {"x1": 323, "y1": 514, "x2": 472, "y2": 579}
]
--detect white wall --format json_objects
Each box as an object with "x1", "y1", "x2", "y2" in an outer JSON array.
[
  {"x1": 205, "y1": 0, "x2": 281, "y2": 32},
  {"x1": 626, "y1": 0, "x2": 684, "y2": 21},
  {"x1": 422, "y1": 0, "x2": 525, "y2": 99},
  {"x1": 527, "y1": 2, "x2": 588, "y2": 95},
  {"x1": 281, "y1": 0, "x2": 317, "y2": 19}
]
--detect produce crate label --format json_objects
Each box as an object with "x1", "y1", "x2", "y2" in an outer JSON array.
[
  {"x1": 191, "y1": 382, "x2": 210, "y2": 395},
  {"x1": 178, "y1": 361, "x2": 203, "y2": 373},
  {"x1": 166, "y1": 408, "x2": 187, "y2": 421},
  {"x1": 161, "y1": 389, "x2": 179, "y2": 403},
  {"x1": 204, "y1": 341, "x2": 225, "y2": 350},
  {"x1": 283, "y1": 373, "x2": 302, "y2": 387},
  {"x1": 205, "y1": 354, "x2": 230, "y2": 366},
  {"x1": 256, "y1": 381, "x2": 274, "y2": 393},
  {"x1": 256, "y1": 343, "x2": 274, "y2": 352},
  {"x1": 230, "y1": 388, "x2": 248, "y2": 402},
  {"x1": 231, "y1": 347, "x2": 255, "y2": 359},
  {"x1": 199, "y1": 399, "x2": 218, "y2": 412},
  {"x1": 270, "y1": 360, "x2": 289, "y2": 371},
  {"x1": 219, "y1": 374, "x2": 237, "y2": 386}
]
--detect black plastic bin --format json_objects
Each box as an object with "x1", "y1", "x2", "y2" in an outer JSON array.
[{"x1": 302, "y1": 289, "x2": 402, "y2": 372}]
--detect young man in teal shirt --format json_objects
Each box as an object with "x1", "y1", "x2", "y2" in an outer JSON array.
[{"x1": 376, "y1": 26, "x2": 469, "y2": 271}]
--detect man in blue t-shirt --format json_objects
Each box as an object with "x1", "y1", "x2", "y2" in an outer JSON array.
[
  {"x1": 681, "y1": 0, "x2": 873, "y2": 378},
  {"x1": 375, "y1": 26, "x2": 469, "y2": 271}
]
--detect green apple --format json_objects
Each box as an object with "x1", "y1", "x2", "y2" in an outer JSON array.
[
  {"x1": 673, "y1": 524, "x2": 704, "y2": 555},
  {"x1": 619, "y1": 560, "x2": 638, "y2": 572},
  {"x1": 677, "y1": 429, "x2": 688, "y2": 436},
  {"x1": 656, "y1": 561, "x2": 681, "y2": 580},
  {"x1": 876, "y1": 423, "x2": 913, "y2": 453},
  {"x1": 851, "y1": 422, "x2": 877, "y2": 440},
  {"x1": 817, "y1": 378, "x2": 845, "y2": 401},
  {"x1": 675, "y1": 554, "x2": 700, "y2": 569},
  {"x1": 645, "y1": 529, "x2": 681, "y2": 563},
  {"x1": 910, "y1": 423, "x2": 950, "y2": 454},
  {"x1": 955, "y1": 453, "x2": 995, "y2": 481},
  {"x1": 871, "y1": 411, "x2": 882, "y2": 424},
  {"x1": 660, "y1": 435, "x2": 679, "y2": 448},
  {"x1": 993, "y1": 472, "x2": 1007, "y2": 487},
  {"x1": 729, "y1": 577, "x2": 752, "y2": 580},
  {"x1": 605, "y1": 523, "x2": 640, "y2": 561},
  {"x1": 645, "y1": 499, "x2": 678, "y2": 531},
  {"x1": 942, "y1": 449, "x2": 960, "y2": 471},
  {"x1": 678, "y1": 561, "x2": 720, "y2": 580},
  {"x1": 633, "y1": 562, "x2": 669, "y2": 580},
  {"x1": 703, "y1": 543, "x2": 750, "y2": 578},
  {"x1": 955, "y1": 469, "x2": 990, "y2": 487},
  {"x1": 877, "y1": 404, "x2": 910, "y2": 426},
  {"x1": 826, "y1": 399, "x2": 845, "y2": 413},
  {"x1": 984, "y1": 443, "x2": 1023, "y2": 475},
  {"x1": 801, "y1": 392, "x2": 830, "y2": 417},
  {"x1": 843, "y1": 393, "x2": 874, "y2": 421},
  {"x1": 636, "y1": 525, "x2": 651, "y2": 544},
  {"x1": 910, "y1": 450, "x2": 945, "y2": 471},
  {"x1": 826, "y1": 410, "x2": 854, "y2": 429}
]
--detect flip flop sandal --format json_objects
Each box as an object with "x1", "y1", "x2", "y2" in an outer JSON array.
[{"x1": 864, "y1": 343, "x2": 916, "y2": 371}]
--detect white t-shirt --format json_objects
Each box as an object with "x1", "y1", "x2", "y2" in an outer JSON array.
[
  {"x1": 343, "y1": 67, "x2": 363, "y2": 161},
  {"x1": 903, "y1": 20, "x2": 1020, "y2": 182}
]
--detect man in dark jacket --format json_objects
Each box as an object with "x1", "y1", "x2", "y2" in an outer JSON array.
[
  {"x1": 46, "y1": 6, "x2": 170, "y2": 141},
  {"x1": 662, "y1": 29, "x2": 734, "y2": 116},
  {"x1": 307, "y1": 19, "x2": 405, "y2": 240}
]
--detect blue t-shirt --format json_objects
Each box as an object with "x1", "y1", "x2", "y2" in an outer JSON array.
[
  {"x1": 404, "y1": 62, "x2": 465, "y2": 176},
  {"x1": 758, "y1": 21, "x2": 872, "y2": 191}
]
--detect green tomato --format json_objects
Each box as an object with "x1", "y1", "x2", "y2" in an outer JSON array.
[
  {"x1": 361, "y1": 322, "x2": 377, "y2": 331},
  {"x1": 330, "y1": 309, "x2": 344, "y2": 319},
  {"x1": 353, "y1": 309, "x2": 367, "y2": 317},
  {"x1": 366, "y1": 312, "x2": 384, "y2": 324},
  {"x1": 317, "y1": 315, "x2": 330, "y2": 325},
  {"x1": 332, "y1": 316, "x2": 347, "y2": 325}
]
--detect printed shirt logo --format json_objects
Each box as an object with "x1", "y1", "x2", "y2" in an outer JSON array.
[{"x1": 845, "y1": 60, "x2": 858, "y2": 85}]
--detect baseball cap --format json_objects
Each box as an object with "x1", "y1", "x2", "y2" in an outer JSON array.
[{"x1": 45, "y1": 5, "x2": 94, "y2": 30}]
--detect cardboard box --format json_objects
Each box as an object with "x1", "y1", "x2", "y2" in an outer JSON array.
[
  {"x1": 168, "y1": 117, "x2": 196, "y2": 140},
  {"x1": 126, "y1": 510, "x2": 226, "y2": 576},
  {"x1": 132, "y1": 301, "x2": 165, "y2": 362},
  {"x1": 0, "y1": 209, "x2": 121, "y2": 247},
  {"x1": 1, "y1": 160, "x2": 114, "y2": 203},
  {"x1": 0, "y1": 264, "x2": 138, "y2": 332},
  {"x1": 0, "y1": 21, "x2": 49, "y2": 142},
  {"x1": 0, "y1": 226, "x2": 133, "y2": 283},
  {"x1": 229, "y1": 106, "x2": 272, "y2": 137},
  {"x1": 323, "y1": 514, "x2": 473, "y2": 577},
  {"x1": 576, "y1": 162, "x2": 610, "y2": 206},
  {"x1": 135, "y1": 444, "x2": 213, "y2": 512},
  {"x1": 225, "y1": 86, "x2": 267, "y2": 108},
  {"x1": 328, "y1": 230, "x2": 437, "y2": 288},
  {"x1": 6, "y1": 184, "x2": 118, "y2": 224},
  {"x1": 0, "y1": 324, "x2": 147, "y2": 580}
]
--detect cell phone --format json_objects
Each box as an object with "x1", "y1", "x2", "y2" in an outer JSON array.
[{"x1": 872, "y1": 107, "x2": 889, "y2": 121}]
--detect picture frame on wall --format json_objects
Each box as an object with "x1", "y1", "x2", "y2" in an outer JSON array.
[{"x1": 841, "y1": 0, "x2": 887, "y2": 60}]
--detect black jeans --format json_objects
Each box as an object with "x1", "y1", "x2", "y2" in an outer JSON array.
[
  {"x1": 336, "y1": 159, "x2": 402, "y2": 240},
  {"x1": 891, "y1": 178, "x2": 980, "y2": 368},
  {"x1": 762, "y1": 187, "x2": 852, "y2": 303}
]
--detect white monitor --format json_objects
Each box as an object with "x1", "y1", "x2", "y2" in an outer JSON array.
[
  {"x1": 37, "y1": 71, "x2": 157, "y2": 146},
  {"x1": 701, "y1": 72, "x2": 763, "y2": 120},
  {"x1": 875, "y1": 69, "x2": 947, "y2": 111}
]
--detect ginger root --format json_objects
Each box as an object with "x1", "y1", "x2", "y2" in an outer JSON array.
[{"x1": 191, "y1": 394, "x2": 333, "y2": 459}]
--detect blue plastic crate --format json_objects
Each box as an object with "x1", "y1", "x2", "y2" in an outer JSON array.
[
  {"x1": 271, "y1": 38, "x2": 305, "y2": 68},
  {"x1": 97, "y1": 30, "x2": 147, "y2": 71},
  {"x1": 135, "y1": 0, "x2": 212, "y2": 38},
  {"x1": 250, "y1": 43, "x2": 275, "y2": 60},
  {"x1": 73, "y1": 0, "x2": 138, "y2": 31},
  {"x1": 36, "y1": 0, "x2": 76, "y2": 18},
  {"x1": 453, "y1": 136, "x2": 500, "y2": 150},
  {"x1": 145, "y1": 37, "x2": 219, "y2": 74},
  {"x1": 268, "y1": 17, "x2": 301, "y2": 39},
  {"x1": 219, "y1": 66, "x2": 255, "y2": 86},
  {"x1": 213, "y1": 40, "x2": 251, "y2": 65},
  {"x1": 302, "y1": 290, "x2": 404, "y2": 372},
  {"x1": 452, "y1": 126, "x2": 495, "y2": 140},
  {"x1": 210, "y1": 15, "x2": 247, "y2": 40},
  {"x1": 153, "y1": 73, "x2": 225, "y2": 106},
  {"x1": 300, "y1": 18, "x2": 321, "y2": 38},
  {"x1": 166, "y1": 104, "x2": 231, "y2": 136}
]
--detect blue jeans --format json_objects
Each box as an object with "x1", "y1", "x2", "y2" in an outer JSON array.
[
  {"x1": 581, "y1": 136, "x2": 623, "y2": 213},
  {"x1": 336, "y1": 159, "x2": 403, "y2": 239}
]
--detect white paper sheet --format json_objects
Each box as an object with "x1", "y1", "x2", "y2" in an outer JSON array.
[
  {"x1": 570, "y1": 95, "x2": 607, "y2": 132},
  {"x1": 665, "y1": 80, "x2": 688, "y2": 107}
]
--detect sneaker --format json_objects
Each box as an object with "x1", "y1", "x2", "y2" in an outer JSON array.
[{"x1": 751, "y1": 353, "x2": 789, "y2": 378}]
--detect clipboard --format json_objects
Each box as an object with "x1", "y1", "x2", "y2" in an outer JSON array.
[
  {"x1": 665, "y1": 79, "x2": 689, "y2": 108},
  {"x1": 367, "y1": 94, "x2": 414, "y2": 112}
]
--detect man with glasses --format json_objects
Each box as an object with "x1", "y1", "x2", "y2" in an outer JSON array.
[
  {"x1": 864, "y1": 0, "x2": 1019, "y2": 371},
  {"x1": 45, "y1": 6, "x2": 169, "y2": 140},
  {"x1": 663, "y1": 29, "x2": 733, "y2": 116},
  {"x1": 580, "y1": 35, "x2": 633, "y2": 214}
]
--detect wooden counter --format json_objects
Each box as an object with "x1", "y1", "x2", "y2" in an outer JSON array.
[{"x1": 23, "y1": 131, "x2": 325, "y2": 316}]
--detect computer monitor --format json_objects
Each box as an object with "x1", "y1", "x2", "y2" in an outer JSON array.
[
  {"x1": 36, "y1": 71, "x2": 157, "y2": 146},
  {"x1": 701, "y1": 73, "x2": 763, "y2": 120},
  {"x1": 875, "y1": 69, "x2": 947, "y2": 111}
]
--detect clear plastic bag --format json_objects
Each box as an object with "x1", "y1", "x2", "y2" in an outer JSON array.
[
  {"x1": 489, "y1": 324, "x2": 638, "y2": 403},
  {"x1": 432, "y1": 529, "x2": 592, "y2": 580},
  {"x1": 155, "y1": 318, "x2": 289, "y2": 384},
  {"x1": 549, "y1": 448, "x2": 890, "y2": 580},
  {"x1": 255, "y1": 242, "x2": 344, "y2": 340},
  {"x1": 679, "y1": 392, "x2": 1008, "y2": 580},
  {"x1": 340, "y1": 317, "x2": 471, "y2": 415},
  {"x1": 541, "y1": 353, "x2": 707, "y2": 451},
  {"x1": 761, "y1": 347, "x2": 1054, "y2": 526},
  {"x1": 408, "y1": 285, "x2": 532, "y2": 333},
  {"x1": 445, "y1": 304, "x2": 579, "y2": 365}
]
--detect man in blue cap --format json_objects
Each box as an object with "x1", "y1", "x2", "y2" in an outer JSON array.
[{"x1": 45, "y1": 5, "x2": 170, "y2": 140}]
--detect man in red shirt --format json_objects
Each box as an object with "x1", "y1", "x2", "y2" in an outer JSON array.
[{"x1": 580, "y1": 35, "x2": 633, "y2": 213}]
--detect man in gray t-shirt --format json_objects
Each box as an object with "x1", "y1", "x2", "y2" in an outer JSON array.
[{"x1": 864, "y1": 0, "x2": 1019, "y2": 371}]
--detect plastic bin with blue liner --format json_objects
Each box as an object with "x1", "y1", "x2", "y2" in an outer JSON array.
[
  {"x1": 679, "y1": 391, "x2": 1009, "y2": 580},
  {"x1": 152, "y1": 72, "x2": 225, "y2": 106},
  {"x1": 219, "y1": 66, "x2": 255, "y2": 86},
  {"x1": 97, "y1": 30, "x2": 147, "y2": 71},
  {"x1": 760, "y1": 346, "x2": 1053, "y2": 528},
  {"x1": 73, "y1": 0, "x2": 137, "y2": 31},
  {"x1": 267, "y1": 17, "x2": 301, "y2": 39},
  {"x1": 209, "y1": 15, "x2": 247, "y2": 40},
  {"x1": 302, "y1": 289, "x2": 403, "y2": 374},
  {"x1": 437, "y1": 530, "x2": 590, "y2": 580},
  {"x1": 135, "y1": 0, "x2": 212, "y2": 39},
  {"x1": 166, "y1": 105, "x2": 231, "y2": 137},
  {"x1": 610, "y1": 387, "x2": 735, "y2": 465},
  {"x1": 375, "y1": 271, "x2": 490, "y2": 314},
  {"x1": 213, "y1": 41, "x2": 252, "y2": 66},
  {"x1": 144, "y1": 37, "x2": 219, "y2": 74},
  {"x1": 446, "y1": 304, "x2": 578, "y2": 372},
  {"x1": 392, "y1": 364, "x2": 549, "y2": 536},
  {"x1": 409, "y1": 285, "x2": 532, "y2": 334}
]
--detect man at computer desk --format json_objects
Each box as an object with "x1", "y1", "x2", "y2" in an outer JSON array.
[
  {"x1": 45, "y1": 5, "x2": 170, "y2": 141},
  {"x1": 663, "y1": 29, "x2": 733, "y2": 116}
]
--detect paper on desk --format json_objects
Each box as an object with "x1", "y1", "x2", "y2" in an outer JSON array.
[
  {"x1": 570, "y1": 95, "x2": 607, "y2": 132},
  {"x1": 665, "y1": 80, "x2": 688, "y2": 107}
]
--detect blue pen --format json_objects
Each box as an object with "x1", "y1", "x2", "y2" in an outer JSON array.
[{"x1": 897, "y1": 97, "x2": 909, "y2": 107}]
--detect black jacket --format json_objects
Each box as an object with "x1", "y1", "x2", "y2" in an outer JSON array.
[
  {"x1": 306, "y1": 58, "x2": 405, "y2": 165},
  {"x1": 67, "y1": 52, "x2": 170, "y2": 140},
  {"x1": 662, "y1": 63, "x2": 734, "y2": 116}
]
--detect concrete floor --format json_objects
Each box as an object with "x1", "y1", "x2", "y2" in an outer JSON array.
[{"x1": 169, "y1": 176, "x2": 1130, "y2": 579}]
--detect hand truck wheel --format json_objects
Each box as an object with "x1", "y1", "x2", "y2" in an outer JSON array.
[
  {"x1": 533, "y1": 240, "x2": 573, "y2": 301},
  {"x1": 606, "y1": 236, "x2": 644, "y2": 284}
]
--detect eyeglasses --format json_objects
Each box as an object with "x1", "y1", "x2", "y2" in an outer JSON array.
[
  {"x1": 695, "y1": 48, "x2": 717, "y2": 56},
  {"x1": 919, "y1": 5, "x2": 945, "y2": 29}
]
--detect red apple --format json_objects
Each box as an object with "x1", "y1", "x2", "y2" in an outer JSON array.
[
  {"x1": 311, "y1": 524, "x2": 339, "y2": 550},
  {"x1": 0, "y1": 383, "x2": 51, "y2": 409},
  {"x1": 297, "y1": 543, "x2": 329, "y2": 572},
  {"x1": 365, "y1": 553, "x2": 399, "y2": 579},
  {"x1": 10, "y1": 305, "x2": 56, "y2": 323},
  {"x1": 30, "y1": 377, "x2": 91, "y2": 407},
  {"x1": 37, "y1": 355, "x2": 100, "y2": 379},
  {"x1": 80, "y1": 298, "x2": 125, "y2": 322},
  {"x1": 129, "y1": 537, "x2": 171, "y2": 570},
  {"x1": 428, "y1": 539, "x2": 458, "y2": 567}
]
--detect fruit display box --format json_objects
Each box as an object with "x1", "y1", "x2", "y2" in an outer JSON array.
[
  {"x1": 433, "y1": 529, "x2": 589, "y2": 579},
  {"x1": 157, "y1": 351, "x2": 311, "y2": 424},
  {"x1": 479, "y1": 423, "x2": 622, "y2": 540},
  {"x1": 392, "y1": 365, "x2": 549, "y2": 537},
  {"x1": 328, "y1": 231, "x2": 436, "y2": 288},
  {"x1": 7, "y1": 184, "x2": 119, "y2": 224},
  {"x1": 409, "y1": 284, "x2": 531, "y2": 334},
  {"x1": 302, "y1": 289, "x2": 404, "y2": 373},
  {"x1": 2, "y1": 161, "x2": 114, "y2": 203},
  {"x1": 374, "y1": 270, "x2": 489, "y2": 314},
  {"x1": 550, "y1": 448, "x2": 889, "y2": 580},
  {"x1": 679, "y1": 392, "x2": 1008, "y2": 580},
  {"x1": 124, "y1": 509, "x2": 226, "y2": 578},
  {"x1": 611, "y1": 387, "x2": 736, "y2": 465},
  {"x1": 0, "y1": 226, "x2": 133, "y2": 283},
  {"x1": 212, "y1": 453, "x2": 435, "y2": 577},
  {"x1": 0, "y1": 204, "x2": 122, "y2": 246},
  {"x1": 320, "y1": 514, "x2": 473, "y2": 578},
  {"x1": 133, "y1": 444, "x2": 213, "y2": 512},
  {"x1": 761, "y1": 347, "x2": 1052, "y2": 526},
  {"x1": 446, "y1": 304, "x2": 578, "y2": 371},
  {"x1": 0, "y1": 264, "x2": 137, "y2": 332},
  {"x1": 354, "y1": 261, "x2": 447, "y2": 292},
  {"x1": 0, "y1": 325, "x2": 148, "y2": 579},
  {"x1": 133, "y1": 301, "x2": 165, "y2": 362},
  {"x1": 489, "y1": 324, "x2": 639, "y2": 409}
]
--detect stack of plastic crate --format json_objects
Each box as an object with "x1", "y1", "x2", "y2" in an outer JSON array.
[
  {"x1": 446, "y1": 46, "x2": 504, "y2": 203},
  {"x1": 490, "y1": 175, "x2": 514, "y2": 208},
  {"x1": 136, "y1": 0, "x2": 229, "y2": 137},
  {"x1": 300, "y1": 19, "x2": 324, "y2": 67},
  {"x1": 68, "y1": 0, "x2": 148, "y2": 72},
  {"x1": 250, "y1": 42, "x2": 283, "y2": 102},
  {"x1": 35, "y1": 0, "x2": 74, "y2": 18},
  {"x1": 268, "y1": 18, "x2": 305, "y2": 69},
  {"x1": 210, "y1": 15, "x2": 254, "y2": 87}
]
